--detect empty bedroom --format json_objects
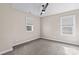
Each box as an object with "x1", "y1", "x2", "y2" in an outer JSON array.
[{"x1": 1, "y1": 3, "x2": 79, "y2": 55}]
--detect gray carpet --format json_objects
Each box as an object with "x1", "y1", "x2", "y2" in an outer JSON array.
[{"x1": 3, "y1": 39, "x2": 79, "y2": 55}]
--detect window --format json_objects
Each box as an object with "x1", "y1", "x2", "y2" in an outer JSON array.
[
  {"x1": 26, "y1": 25, "x2": 33, "y2": 31},
  {"x1": 25, "y1": 16, "x2": 33, "y2": 32},
  {"x1": 60, "y1": 15, "x2": 76, "y2": 36}
]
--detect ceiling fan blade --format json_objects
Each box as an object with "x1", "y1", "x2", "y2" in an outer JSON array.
[
  {"x1": 40, "y1": 12, "x2": 42, "y2": 15},
  {"x1": 43, "y1": 3, "x2": 49, "y2": 10}
]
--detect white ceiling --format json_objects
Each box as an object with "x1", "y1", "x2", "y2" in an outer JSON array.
[{"x1": 9, "y1": 3, "x2": 79, "y2": 17}]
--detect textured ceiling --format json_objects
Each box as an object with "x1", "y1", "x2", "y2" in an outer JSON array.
[{"x1": 9, "y1": 3, "x2": 79, "y2": 17}]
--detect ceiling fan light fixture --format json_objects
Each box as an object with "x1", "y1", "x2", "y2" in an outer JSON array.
[
  {"x1": 40, "y1": 3, "x2": 49, "y2": 15},
  {"x1": 42, "y1": 10, "x2": 45, "y2": 14},
  {"x1": 42, "y1": 11, "x2": 45, "y2": 14}
]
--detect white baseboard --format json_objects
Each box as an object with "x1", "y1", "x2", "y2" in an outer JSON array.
[
  {"x1": 0, "y1": 48, "x2": 13, "y2": 55},
  {"x1": 42, "y1": 37, "x2": 79, "y2": 46},
  {"x1": 13, "y1": 35, "x2": 40, "y2": 46},
  {"x1": 0, "y1": 35, "x2": 40, "y2": 55}
]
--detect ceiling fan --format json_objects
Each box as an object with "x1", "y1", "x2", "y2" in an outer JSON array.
[{"x1": 40, "y1": 3, "x2": 49, "y2": 15}]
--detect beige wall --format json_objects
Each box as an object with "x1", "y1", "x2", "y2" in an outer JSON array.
[
  {"x1": 0, "y1": 4, "x2": 40, "y2": 53},
  {"x1": 1, "y1": 3, "x2": 79, "y2": 54},
  {"x1": 41, "y1": 9, "x2": 79, "y2": 45}
]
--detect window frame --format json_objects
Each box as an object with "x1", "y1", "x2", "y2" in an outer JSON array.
[{"x1": 60, "y1": 15, "x2": 76, "y2": 36}]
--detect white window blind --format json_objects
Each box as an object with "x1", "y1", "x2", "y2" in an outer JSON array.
[{"x1": 60, "y1": 15, "x2": 76, "y2": 36}]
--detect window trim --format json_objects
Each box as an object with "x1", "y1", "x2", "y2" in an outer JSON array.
[{"x1": 60, "y1": 15, "x2": 76, "y2": 36}]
